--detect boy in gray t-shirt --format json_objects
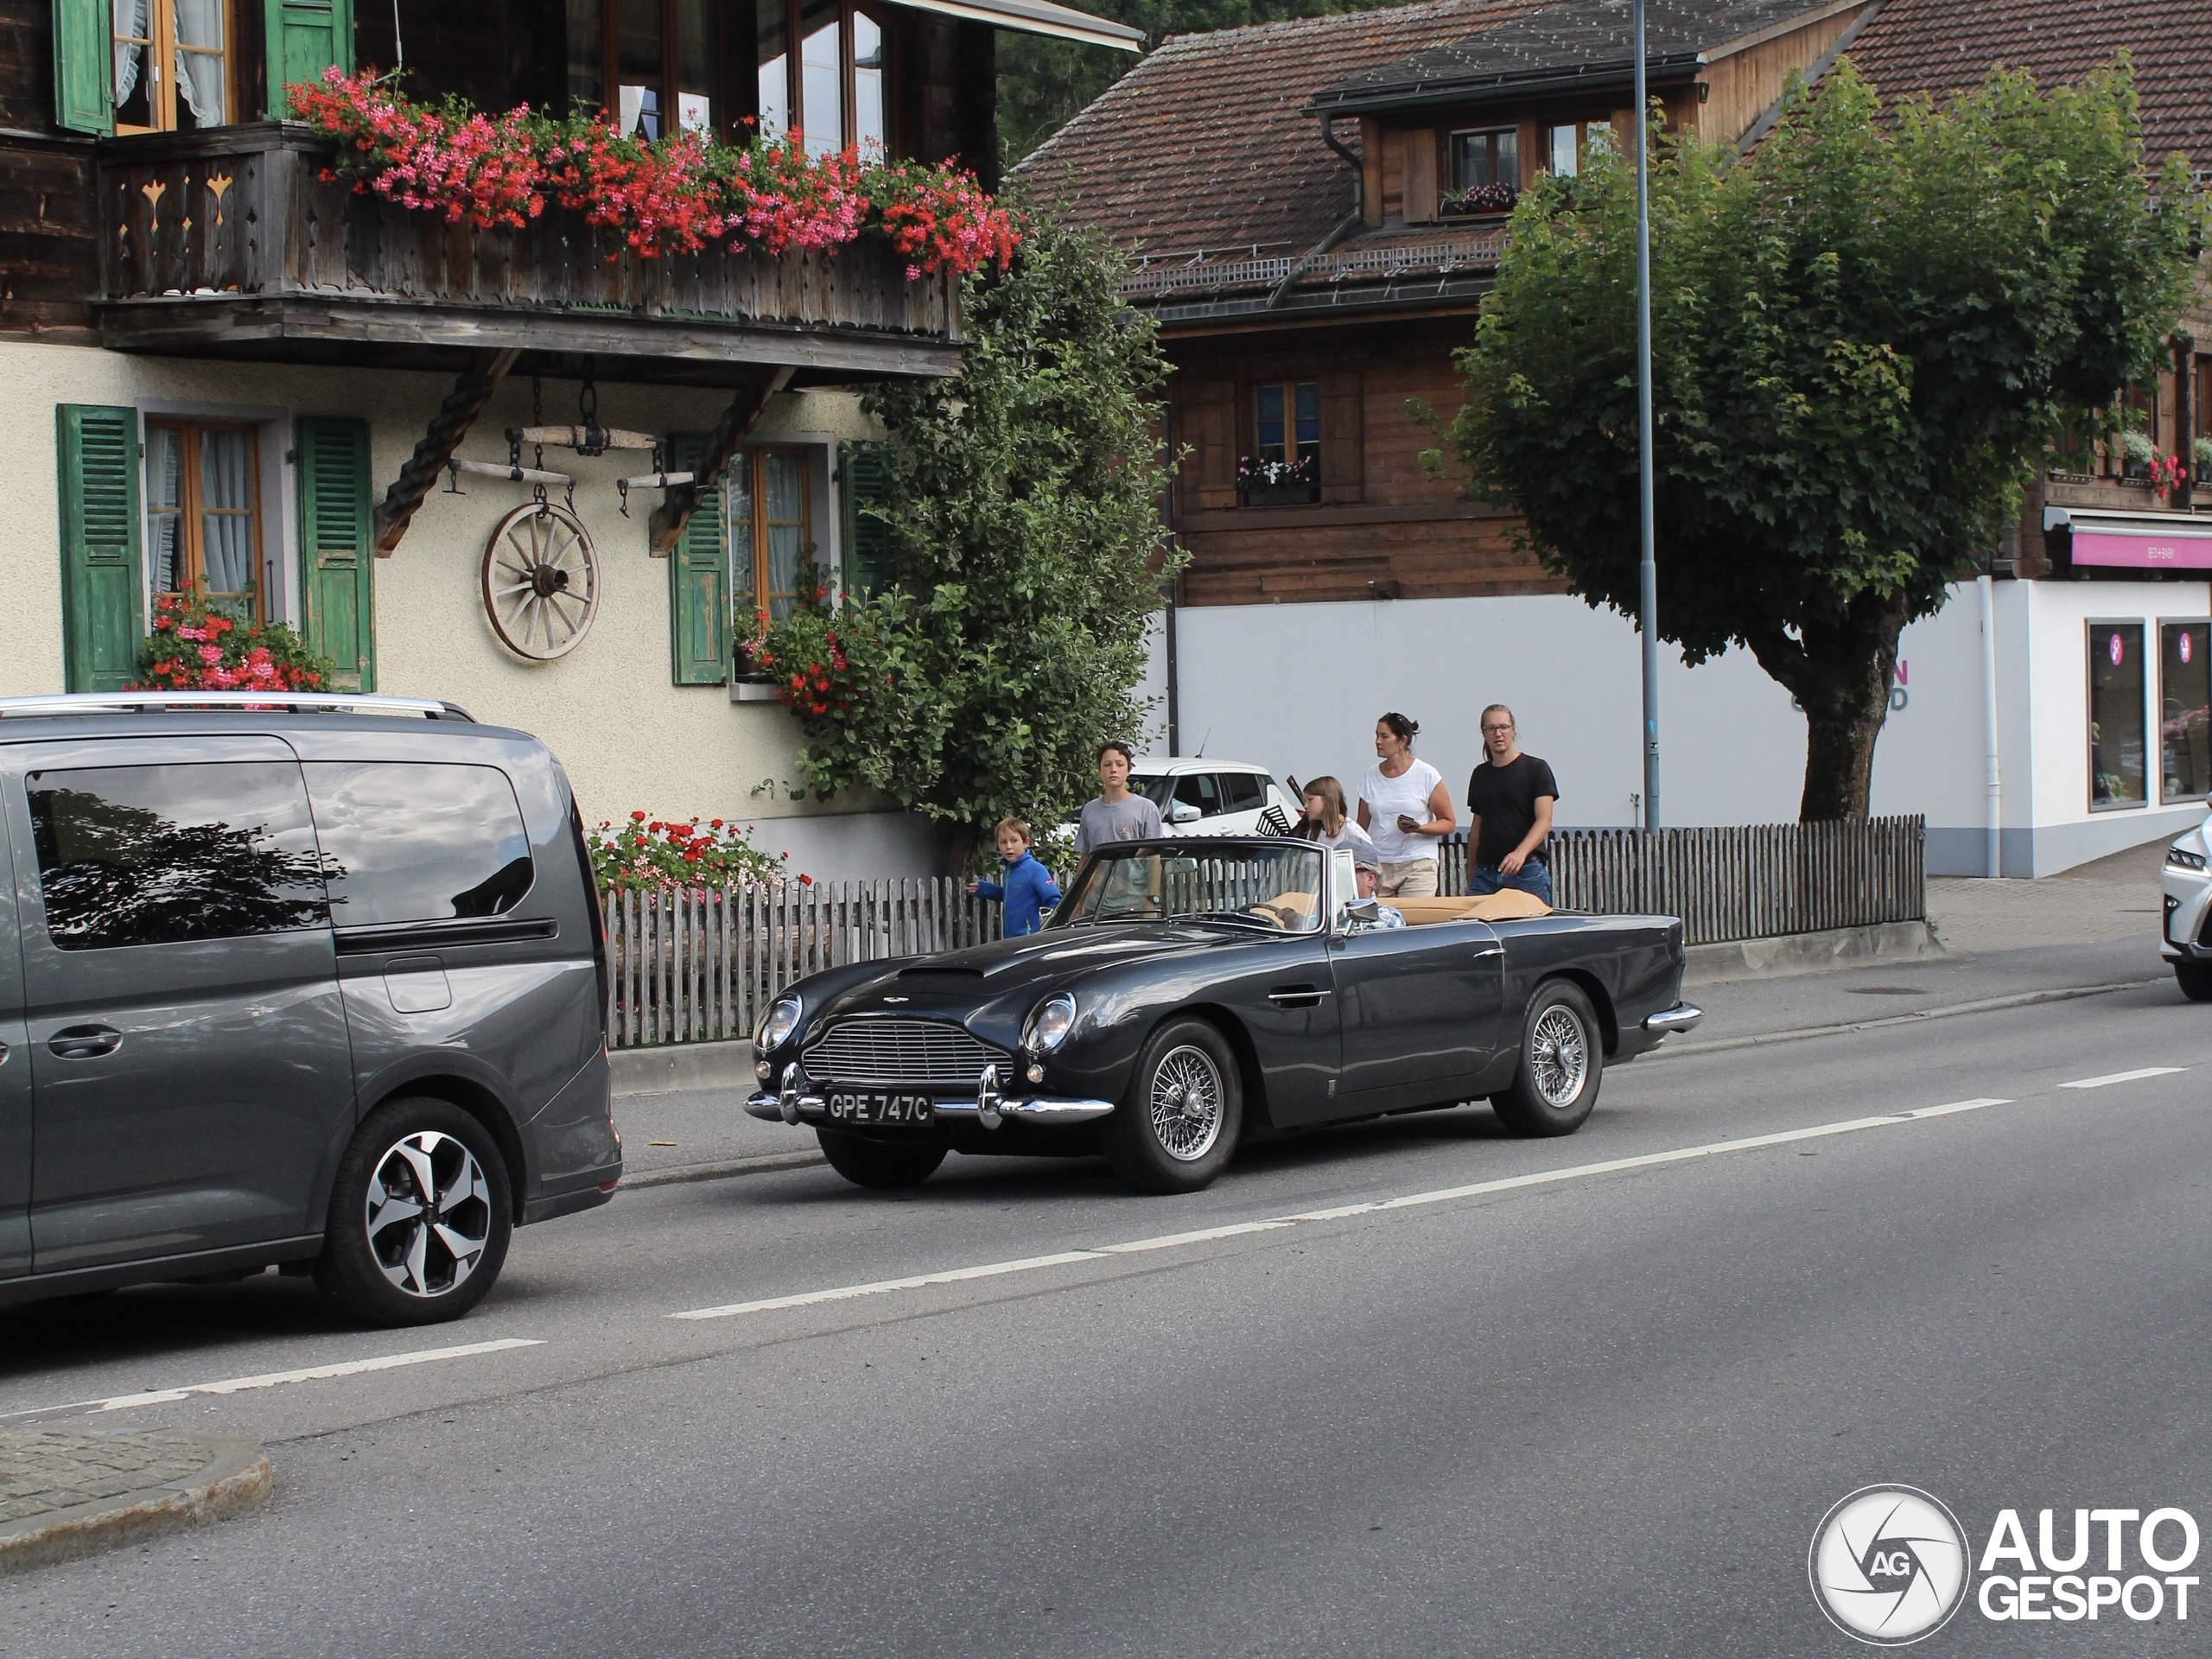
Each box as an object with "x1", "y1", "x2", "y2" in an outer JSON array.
[{"x1": 1074, "y1": 741, "x2": 1164, "y2": 855}]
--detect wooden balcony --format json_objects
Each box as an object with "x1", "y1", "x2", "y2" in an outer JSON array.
[{"x1": 93, "y1": 124, "x2": 961, "y2": 384}]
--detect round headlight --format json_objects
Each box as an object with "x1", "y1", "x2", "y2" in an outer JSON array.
[
  {"x1": 755, "y1": 995, "x2": 803, "y2": 1052},
  {"x1": 1027, "y1": 993, "x2": 1077, "y2": 1053}
]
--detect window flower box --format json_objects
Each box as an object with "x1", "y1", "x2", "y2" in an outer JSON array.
[
  {"x1": 1237, "y1": 453, "x2": 1319, "y2": 508},
  {"x1": 1440, "y1": 181, "x2": 1519, "y2": 218}
]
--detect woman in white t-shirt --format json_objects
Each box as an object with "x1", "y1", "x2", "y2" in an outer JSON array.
[{"x1": 1356, "y1": 712, "x2": 1456, "y2": 898}]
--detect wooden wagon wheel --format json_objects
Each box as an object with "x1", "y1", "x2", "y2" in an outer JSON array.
[{"x1": 481, "y1": 501, "x2": 601, "y2": 661}]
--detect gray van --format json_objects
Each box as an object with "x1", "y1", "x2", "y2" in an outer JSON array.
[{"x1": 0, "y1": 693, "x2": 620, "y2": 1325}]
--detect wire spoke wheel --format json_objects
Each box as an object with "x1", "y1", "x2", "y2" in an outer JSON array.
[
  {"x1": 1529, "y1": 1005, "x2": 1589, "y2": 1107},
  {"x1": 1148, "y1": 1044, "x2": 1226, "y2": 1162},
  {"x1": 363, "y1": 1129, "x2": 493, "y2": 1299},
  {"x1": 482, "y1": 502, "x2": 600, "y2": 661}
]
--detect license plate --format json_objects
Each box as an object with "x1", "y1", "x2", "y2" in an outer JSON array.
[{"x1": 826, "y1": 1091, "x2": 936, "y2": 1126}]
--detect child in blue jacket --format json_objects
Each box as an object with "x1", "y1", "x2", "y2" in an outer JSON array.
[{"x1": 969, "y1": 817, "x2": 1060, "y2": 937}]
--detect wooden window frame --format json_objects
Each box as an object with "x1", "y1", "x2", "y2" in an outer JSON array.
[
  {"x1": 601, "y1": 0, "x2": 721, "y2": 139},
  {"x1": 1447, "y1": 126, "x2": 1516, "y2": 194},
  {"x1": 112, "y1": 0, "x2": 235, "y2": 135},
  {"x1": 145, "y1": 419, "x2": 264, "y2": 624},
  {"x1": 732, "y1": 446, "x2": 816, "y2": 623},
  {"x1": 1243, "y1": 379, "x2": 1322, "y2": 507},
  {"x1": 758, "y1": 0, "x2": 897, "y2": 153}
]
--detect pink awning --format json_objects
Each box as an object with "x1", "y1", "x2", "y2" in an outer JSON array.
[{"x1": 2070, "y1": 528, "x2": 2212, "y2": 571}]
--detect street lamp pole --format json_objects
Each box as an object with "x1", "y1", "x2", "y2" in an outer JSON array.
[{"x1": 1632, "y1": 0, "x2": 1661, "y2": 830}]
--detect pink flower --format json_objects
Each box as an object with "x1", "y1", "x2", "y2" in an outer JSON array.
[{"x1": 198, "y1": 645, "x2": 222, "y2": 666}]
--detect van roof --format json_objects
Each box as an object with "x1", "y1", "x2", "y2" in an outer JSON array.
[
  {"x1": 0, "y1": 692, "x2": 475, "y2": 721},
  {"x1": 1129, "y1": 756, "x2": 1275, "y2": 777}
]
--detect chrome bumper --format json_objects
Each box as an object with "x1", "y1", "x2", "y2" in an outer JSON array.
[
  {"x1": 1643, "y1": 1002, "x2": 1704, "y2": 1035},
  {"x1": 744, "y1": 1063, "x2": 1115, "y2": 1130}
]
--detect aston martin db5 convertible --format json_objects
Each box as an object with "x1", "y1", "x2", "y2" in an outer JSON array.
[{"x1": 745, "y1": 839, "x2": 1702, "y2": 1193}]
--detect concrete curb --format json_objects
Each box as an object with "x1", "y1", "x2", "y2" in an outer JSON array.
[
  {"x1": 623, "y1": 1149, "x2": 825, "y2": 1188},
  {"x1": 0, "y1": 1431, "x2": 270, "y2": 1575},
  {"x1": 1683, "y1": 920, "x2": 1942, "y2": 986},
  {"x1": 611, "y1": 1042, "x2": 756, "y2": 1096}
]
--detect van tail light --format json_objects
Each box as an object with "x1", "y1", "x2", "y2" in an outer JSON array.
[{"x1": 568, "y1": 794, "x2": 610, "y2": 1040}]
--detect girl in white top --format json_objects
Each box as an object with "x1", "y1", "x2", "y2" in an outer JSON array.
[{"x1": 1357, "y1": 712, "x2": 1455, "y2": 899}]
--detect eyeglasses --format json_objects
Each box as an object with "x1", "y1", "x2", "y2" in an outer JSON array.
[{"x1": 1482, "y1": 723, "x2": 1514, "y2": 734}]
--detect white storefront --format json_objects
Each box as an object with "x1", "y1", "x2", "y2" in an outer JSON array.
[
  {"x1": 3, "y1": 342, "x2": 944, "y2": 880},
  {"x1": 1164, "y1": 575, "x2": 2212, "y2": 878}
]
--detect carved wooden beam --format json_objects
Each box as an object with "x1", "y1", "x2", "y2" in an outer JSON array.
[
  {"x1": 372, "y1": 347, "x2": 522, "y2": 555},
  {"x1": 649, "y1": 365, "x2": 797, "y2": 555}
]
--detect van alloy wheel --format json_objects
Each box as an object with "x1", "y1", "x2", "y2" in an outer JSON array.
[{"x1": 365, "y1": 1130, "x2": 493, "y2": 1297}]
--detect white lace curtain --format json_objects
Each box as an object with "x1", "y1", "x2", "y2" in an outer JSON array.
[
  {"x1": 112, "y1": 0, "x2": 147, "y2": 107},
  {"x1": 173, "y1": 0, "x2": 225, "y2": 125}
]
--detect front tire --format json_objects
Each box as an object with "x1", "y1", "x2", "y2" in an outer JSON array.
[
  {"x1": 315, "y1": 1097, "x2": 512, "y2": 1327},
  {"x1": 1103, "y1": 1020, "x2": 1243, "y2": 1193},
  {"x1": 817, "y1": 1129, "x2": 947, "y2": 1189},
  {"x1": 1492, "y1": 981, "x2": 1604, "y2": 1137},
  {"x1": 2177, "y1": 962, "x2": 2212, "y2": 1003}
]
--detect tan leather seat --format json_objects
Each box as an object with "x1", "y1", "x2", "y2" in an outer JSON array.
[{"x1": 1390, "y1": 890, "x2": 1551, "y2": 925}]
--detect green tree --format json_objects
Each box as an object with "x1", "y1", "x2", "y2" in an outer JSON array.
[
  {"x1": 998, "y1": 0, "x2": 1411, "y2": 165},
  {"x1": 759, "y1": 205, "x2": 1181, "y2": 869},
  {"x1": 1438, "y1": 58, "x2": 2203, "y2": 819}
]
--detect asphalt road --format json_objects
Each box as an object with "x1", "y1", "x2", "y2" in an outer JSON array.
[{"x1": 3, "y1": 955, "x2": 2209, "y2": 1658}]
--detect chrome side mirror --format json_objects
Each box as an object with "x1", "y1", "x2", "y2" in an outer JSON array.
[{"x1": 1344, "y1": 898, "x2": 1381, "y2": 925}]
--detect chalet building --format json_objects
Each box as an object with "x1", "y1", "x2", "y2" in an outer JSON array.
[
  {"x1": 1023, "y1": 0, "x2": 2212, "y2": 875},
  {"x1": 0, "y1": 0, "x2": 1138, "y2": 873}
]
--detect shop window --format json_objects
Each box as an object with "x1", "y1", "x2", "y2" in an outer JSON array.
[
  {"x1": 146, "y1": 421, "x2": 262, "y2": 623},
  {"x1": 2161, "y1": 621, "x2": 2211, "y2": 804},
  {"x1": 2088, "y1": 621, "x2": 2146, "y2": 810},
  {"x1": 730, "y1": 448, "x2": 813, "y2": 625},
  {"x1": 111, "y1": 0, "x2": 231, "y2": 132},
  {"x1": 567, "y1": 0, "x2": 715, "y2": 137},
  {"x1": 755, "y1": 0, "x2": 890, "y2": 156}
]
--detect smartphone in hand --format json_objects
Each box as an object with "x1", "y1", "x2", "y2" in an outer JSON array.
[{"x1": 1396, "y1": 813, "x2": 1421, "y2": 835}]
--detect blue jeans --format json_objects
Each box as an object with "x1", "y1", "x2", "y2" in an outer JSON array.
[{"x1": 1468, "y1": 861, "x2": 1553, "y2": 905}]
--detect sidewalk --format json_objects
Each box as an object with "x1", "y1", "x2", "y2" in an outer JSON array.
[{"x1": 0, "y1": 1427, "x2": 269, "y2": 1573}]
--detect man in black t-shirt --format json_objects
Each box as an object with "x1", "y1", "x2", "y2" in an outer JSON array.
[{"x1": 1465, "y1": 703, "x2": 1560, "y2": 904}]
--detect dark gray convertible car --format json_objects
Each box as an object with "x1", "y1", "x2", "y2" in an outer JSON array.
[{"x1": 747, "y1": 838, "x2": 1700, "y2": 1193}]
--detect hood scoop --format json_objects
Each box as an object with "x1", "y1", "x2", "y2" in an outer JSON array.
[{"x1": 895, "y1": 965, "x2": 985, "y2": 981}]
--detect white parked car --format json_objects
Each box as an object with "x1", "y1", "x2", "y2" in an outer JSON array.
[
  {"x1": 1065, "y1": 758, "x2": 1294, "y2": 839},
  {"x1": 2163, "y1": 811, "x2": 2212, "y2": 1001}
]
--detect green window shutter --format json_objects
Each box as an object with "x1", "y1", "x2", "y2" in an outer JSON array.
[
  {"x1": 52, "y1": 0, "x2": 113, "y2": 135},
  {"x1": 264, "y1": 0, "x2": 354, "y2": 118},
  {"x1": 296, "y1": 416, "x2": 375, "y2": 692},
  {"x1": 667, "y1": 435, "x2": 728, "y2": 685},
  {"x1": 55, "y1": 405, "x2": 143, "y2": 692},
  {"x1": 837, "y1": 441, "x2": 893, "y2": 599}
]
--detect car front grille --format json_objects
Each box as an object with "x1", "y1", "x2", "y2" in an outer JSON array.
[{"x1": 803, "y1": 1019, "x2": 1011, "y2": 1088}]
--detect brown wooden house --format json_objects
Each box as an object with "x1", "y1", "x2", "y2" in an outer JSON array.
[{"x1": 0, "y1": 0, "x2": 1139, "y2": 869}]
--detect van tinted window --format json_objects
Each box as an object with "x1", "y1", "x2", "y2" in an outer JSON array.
[
  {"x1": 303, "y1": 763, "x2": 534, "y2": 926},
  {"x1": 28, "y1": 763, "x2": 330, "y2": 949}
]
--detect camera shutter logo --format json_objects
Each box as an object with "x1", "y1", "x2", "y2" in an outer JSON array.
[{"x1": 1809, "y1": 1486, "x2": 1971, "y2": 1645}]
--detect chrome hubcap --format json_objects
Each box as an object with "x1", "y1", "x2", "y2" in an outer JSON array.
[
  {"x1": 1529, "y1": 1006, "x2": 1589, "y2": 1108},
  {"x1": 365, "y1": 1130, "x2": 492, "y2": 1298},
  {"x1": 1148, "y1": 1046, "x2": 1226, "y2": 1162}
]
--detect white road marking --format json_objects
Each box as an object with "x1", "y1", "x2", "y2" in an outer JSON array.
[
  {"x1": 669, "y1": 1098, "x2": 2016, "y2": 1323},
  {"x1": 2058, "y1": 1066, "x2": 2187, "y2": 1090},
  {"x1": 0, "y1": 1338, "x2": 543, "y2": 1422}
]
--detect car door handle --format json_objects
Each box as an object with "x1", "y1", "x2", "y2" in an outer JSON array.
[
  {"x1": 1268, "y1": 985, "x2": 1330, "y2": 1007},
  {"x1": 48, "y1": 1025, "x2": 122, "y2": 1059},
  {"x1": 1471, "y1": 945, "x2": 1504, "y2": 960}
]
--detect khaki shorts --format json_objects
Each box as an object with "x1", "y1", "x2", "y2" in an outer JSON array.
[{"x1": 1376, "y1": 859, "x2": 1438, "y2": 899}]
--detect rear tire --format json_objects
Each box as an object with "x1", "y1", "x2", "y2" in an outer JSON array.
[
  {"x1": 817, "y1": 1129, "x2": 947, "y2": 1189},
  {"x1": 2177, "y1": 962, "x2": 2212, "y2": 1003},
  {"x1": 315, "y1": 1097, "x2": 512, "y2": 1327},
  {"x1": 1492, "y1": 981, "x2": 1604, "y2": 1138},
  {"x1": 1103, "y1": 1020, "x2": 1243, "y2": 1193}
]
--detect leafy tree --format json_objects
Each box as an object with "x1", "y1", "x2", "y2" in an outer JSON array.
[
  {"x1": 999, "y1": 0, "x2": 1412, "y2": 165},
  {"x1": 1437, "y1": 58, "x2": 2204, "y2": 819},
  {"x1": 758, "y1": 205, "x2": 1182, "y2": 870}
]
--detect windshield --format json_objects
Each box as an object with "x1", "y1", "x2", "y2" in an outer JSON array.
[{"x1": 1054, "y1": 843, "x2": 1324, "y2": 933}]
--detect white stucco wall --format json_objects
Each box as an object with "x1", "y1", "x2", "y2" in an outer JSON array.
[
  {"x1": 1169, "y1": 582, "x2": 2212, "y2": 878},
  {"x1": 1, "y1": 341, "x2": 944, "y2": 877}
]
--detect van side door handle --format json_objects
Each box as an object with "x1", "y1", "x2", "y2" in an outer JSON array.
[{"x1": 48, "y1": 1025, "x2": 121, "y2": 1059}]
